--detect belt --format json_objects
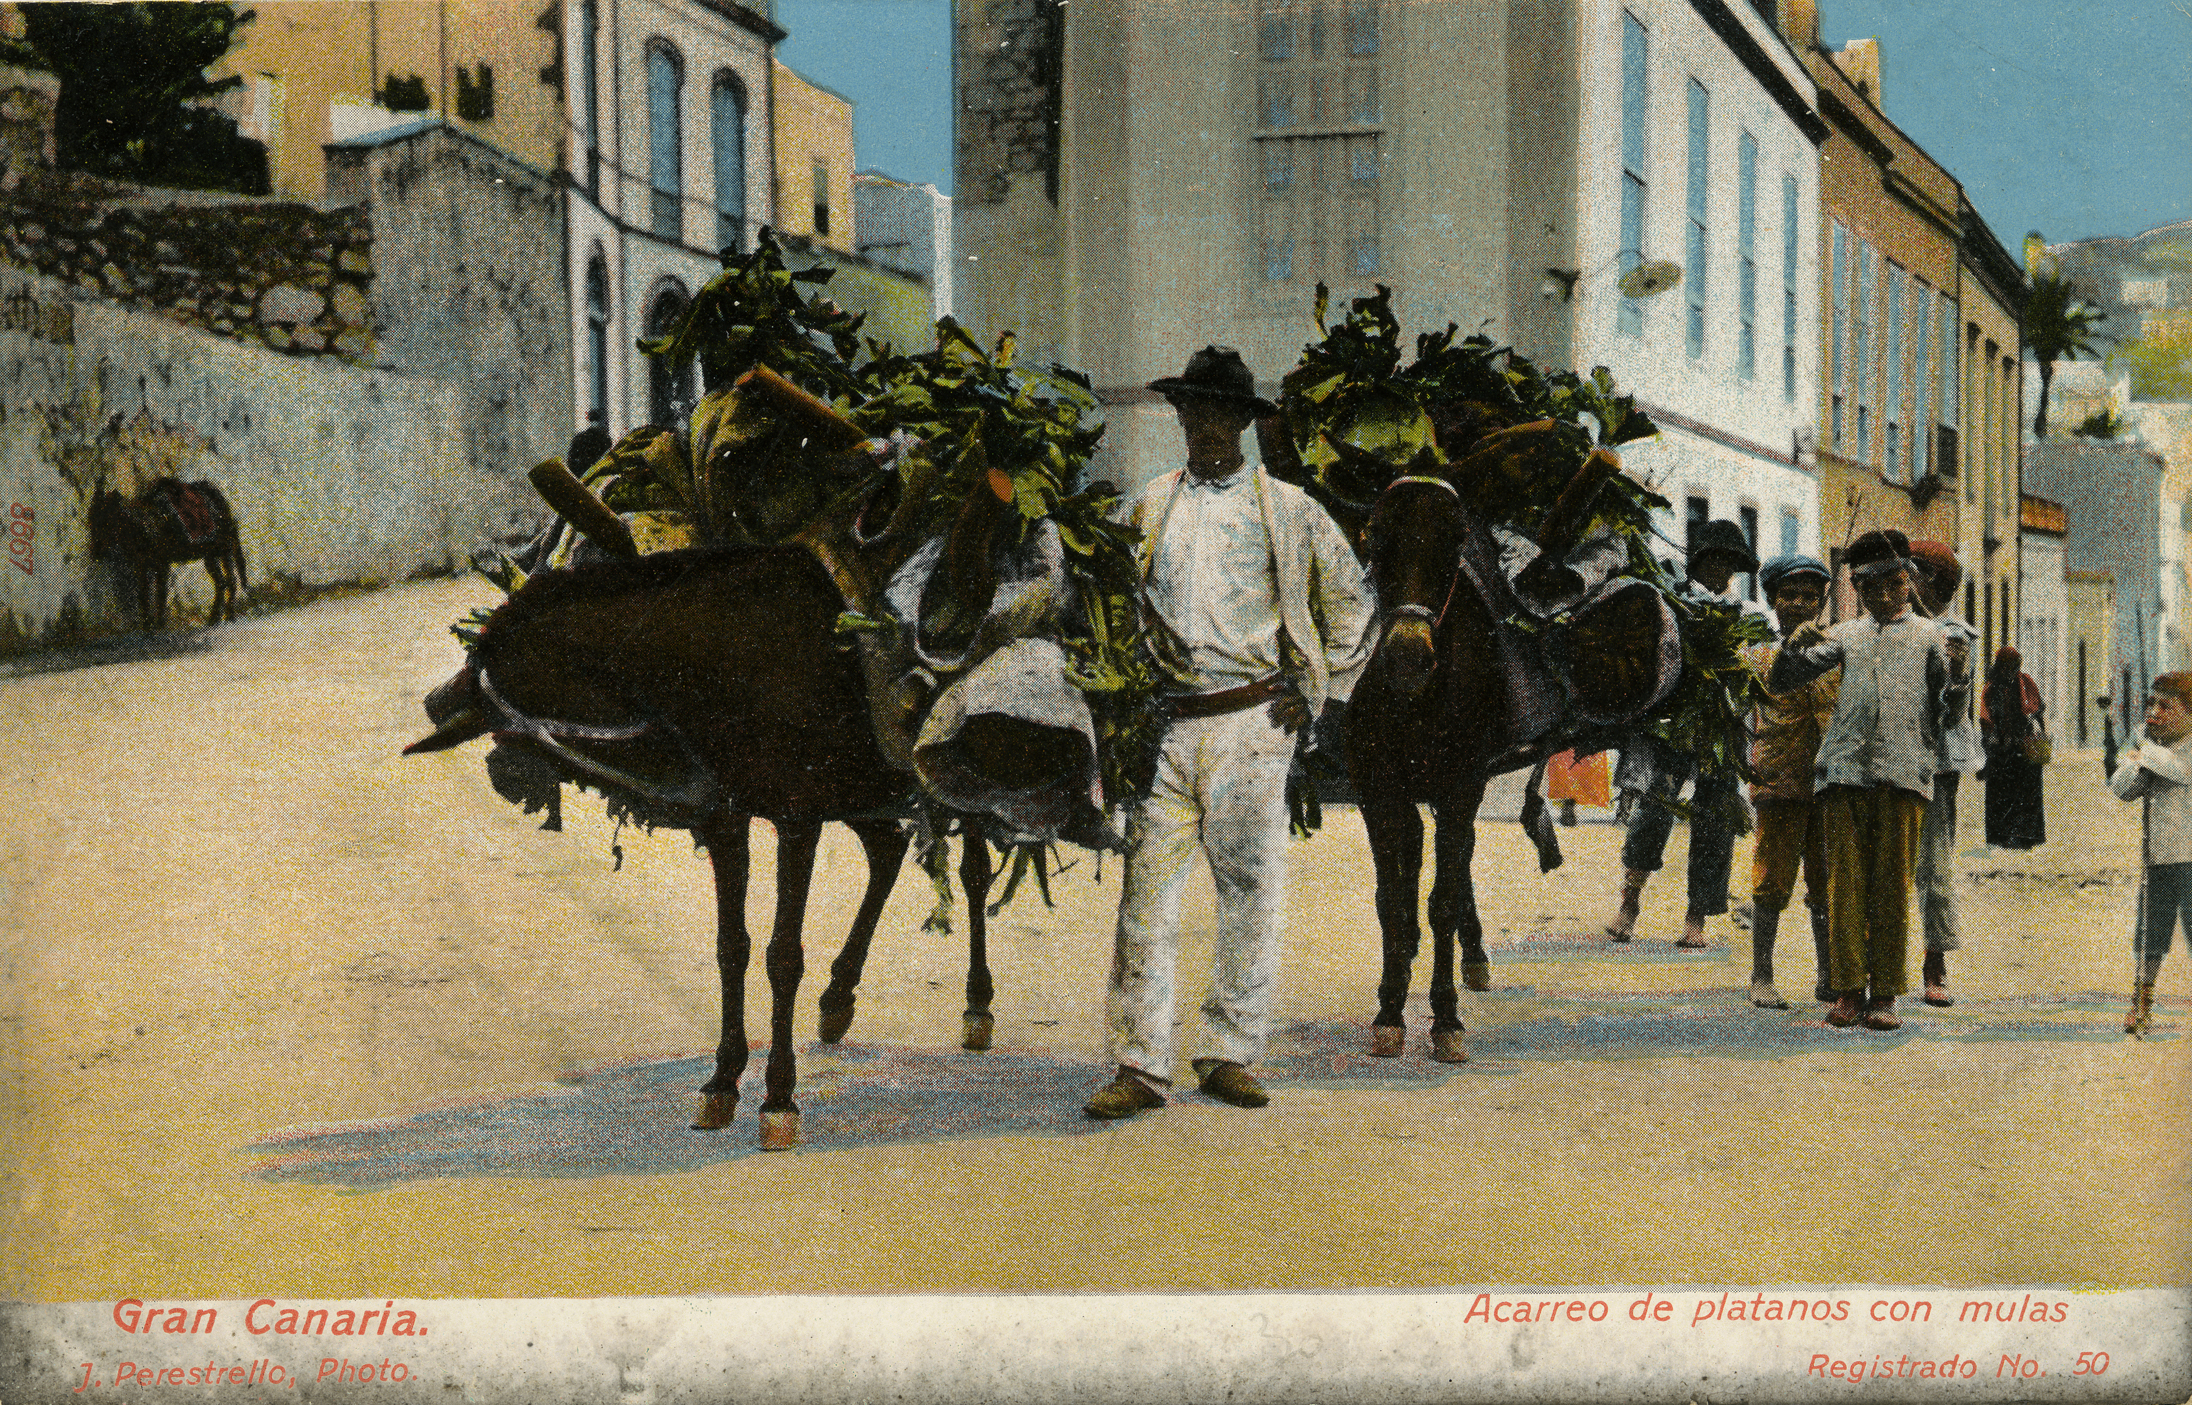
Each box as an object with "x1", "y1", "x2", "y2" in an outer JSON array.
[{"x1": 1161, "y1": 675, "x2": 1290, "y2": 721}]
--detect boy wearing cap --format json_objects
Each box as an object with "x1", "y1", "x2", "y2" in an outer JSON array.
[
  {"x1": 1084, "y1": 346, "x2": 1374, "y2": 1120},
  {"x1": 1743, "y1": 554, "x2": 1838, "y2": 1008},
  {"x1": 1910, "y1": 541, "x2": 1979, "y2": 1005},
  {"x1": 1773, "y1": 529, "x2": 1968, "y2": 1029},
  {"x1": 1606, "y1": 519, "x2": 1762, "y2": 948}
]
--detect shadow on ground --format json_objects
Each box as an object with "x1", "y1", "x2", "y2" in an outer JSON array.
[
  {"x1": 247, "y1": 993, "x2": 2155, "y2": 1188},
  {"x1": 0, "y1": 628, "x2": 216, "y2": 679}
]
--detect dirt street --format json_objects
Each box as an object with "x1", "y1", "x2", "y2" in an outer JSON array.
[{"x1": 2, "y1": 578, "x2": 2186, "y2": 1300}]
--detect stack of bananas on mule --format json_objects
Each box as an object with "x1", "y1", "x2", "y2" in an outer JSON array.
[
  {"x1": 1265, "y1": 283, "x2": 1768, "y2": 829},
  {"x1": 455, "y1": 229, "x2": 1165, "y2": 831}
]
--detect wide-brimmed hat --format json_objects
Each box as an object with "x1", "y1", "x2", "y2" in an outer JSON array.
[
  {"x1": 1908, "y1": 539, "x2": 1962, "y2": 595},
  {"x1": 1688, "y1": 519, "x2": 1759, "y2": 573},
  {"x1": 1847, "y1": 528, "x2": 1914, "y2": 580},
  {"x1": 1148, "y1": 345, "x2": 1279, "y2": 417},
  {"x1": 1758, "y1": 553, "x2": 1829, "y2": 596}
]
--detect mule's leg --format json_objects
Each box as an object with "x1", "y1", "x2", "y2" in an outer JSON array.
[
  {"x1": 759, "y1": 819, "x2": 822, "y2": 1150},
  {"x1": 694, "y1": 817, "x2": 754, "y2": 1130},
  {"x1": 1361, "y1": 795, "x2": 1424, "y2": 1057},
  {"x1": 153, "y1": 566, "x2": 171, "y2": 630},
  {"x1": 960, "y1": 830, "x2": 996, "y2": 1050},
  {"x1": 1426, "y1": 777, "x2": 1488, "y2": 1063},
  {"x1": 1438, "y1": 777, "x2": 1494, "y2": 993},
  {"x1": 817, "y1": 818, "x2": 912, "y2": 1043},
  {"x1": 203, "y1": 556, "x2": 226, "y2": 625}
]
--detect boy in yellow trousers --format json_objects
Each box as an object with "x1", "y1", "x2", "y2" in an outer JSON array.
[{"x1": 1772, "y1": 531, "x2": 1968, "y2": 1029}]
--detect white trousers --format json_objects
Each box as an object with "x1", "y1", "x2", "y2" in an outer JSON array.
[{"x1": 1107, "y1": 706, "x2": 1296, "y2": 1077}]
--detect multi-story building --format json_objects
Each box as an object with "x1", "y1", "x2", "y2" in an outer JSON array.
[
  {"x1": 558, "y1": 0, "x2": 788, "y2": 431},
  {"x1": 2024, "y1": 438, "x2": 2167, "y2": 717},
  {"x1": 1573, "y1": 0, "x2": 1826, "y2": 594},
  {"x1": 953, "y1": 0, "x2": 1825, "y2": 577},
  {"x1": 1959, "y1": 197, "x2": 2028, "y2": 662},
  {"x1": 1765, "y1": 5, "x2": 2024, "y2": 642},
  {"x1": 208, "y1": 2, "x2": 911, "y2": 442}
]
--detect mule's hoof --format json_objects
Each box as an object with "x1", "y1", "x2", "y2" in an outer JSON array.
[
  {"x1": 692, "y1": 1091, "x2": 737, "y2": 1131},
  {"x1": 759, "y1": 1108, "x2": 801, "y2": 1151},
  {"x1": 962, "y1": 1012, "x2": 995, "y2": 1051},
  {"x1": 1431, "y1": 1029, "x2": 1469, "y2": 1064},
  {"x1": 1368, "y1": 1024, "x2": 1405, "y2": 1058},
  {"x1": 1462, "y1": 961, "x2": 1491, "y2": 992},
  {"x1": 817, "y1": 1002, "x2": 854, "y2": 1044}
]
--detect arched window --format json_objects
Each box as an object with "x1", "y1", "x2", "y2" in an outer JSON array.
[
  {"x1": 585, "y1": 251, "x2": 611, "y2": 425},
  {"x1": 646, "y1": 283, "x2": 694, "y2": 427},
  {"x1": 711, "y1": 72, "x2": 748, "y2": 254},
  {"x1": 647, "y1": 42, "x2": 684, "y2": 241}
]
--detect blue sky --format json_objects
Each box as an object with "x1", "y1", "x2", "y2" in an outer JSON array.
[{"x1": 775, "y1": 0, "x2": 2191, "y2": 245}]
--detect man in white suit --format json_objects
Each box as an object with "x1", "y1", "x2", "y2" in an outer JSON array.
[{"x1": 1084, "y1": 346, "x2": 1375, "y2": 1119}]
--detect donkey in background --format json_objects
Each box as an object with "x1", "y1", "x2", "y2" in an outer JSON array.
[{"x1": 90, "y1": 477, "x2": 249, "y2": 629}]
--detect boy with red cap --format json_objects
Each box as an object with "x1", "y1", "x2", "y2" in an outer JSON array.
[{"x1": 1773, "y1": 530, "x2": 1969, "y2": 1029}]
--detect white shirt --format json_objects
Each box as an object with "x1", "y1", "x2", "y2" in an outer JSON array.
[
  {"x1": 2111, "y1": 733, "x2": 2192, "y2": 866},
  {"x1": 1143, "y1": 463, "x2": 1284, "y2": 691}
]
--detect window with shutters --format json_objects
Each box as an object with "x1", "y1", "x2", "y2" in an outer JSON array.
[
  {"x1": 1254, "y1": 0, "x2": 1382, "y2": 287},
  {"x1": 647, "y1": 42, "x2": 684, "y2": 242},
  {"x1": 1781, "y1": 174, "x2": 1798, "y2": 400},
  {"x1": 586, "y1": 252, "x2": 611, "y2": 425},
  {"x1": 578, "y1": 0, "x2": 601, "y2": 196},
  {"x1": 1684, "y1": 79, "x2": 1708, "y2": 360},
  {"x1": 1618, "y1": 13, "x2": 1648, "y2": 337},
  {"x1": 713, "y1": 74, "x2": 747, "y2": 253},
  {"x1": 1736, "y1": 130, "x2": 1756, "y2": 380}
]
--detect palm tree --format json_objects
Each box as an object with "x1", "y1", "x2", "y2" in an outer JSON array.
[{"x1": 2025, "y1": 271, "x2": 2108, "y2": 438}]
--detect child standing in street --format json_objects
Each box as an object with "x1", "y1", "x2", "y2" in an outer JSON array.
[
  {"x1": 1743, "y1": 554, "x2": 1838, "y2": 1009},
  {"x1": 2110, "y1": 672, "x2": 2192, "y2": 1036},
  {"x1": 1772, "y1": 530, "x2": 1967, "y2": 1030},
  {"x1": 1909, "y1": 541, "x2": 1981, "y2": 1006}
]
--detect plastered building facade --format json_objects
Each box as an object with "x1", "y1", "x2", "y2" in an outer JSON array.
[{"x1": 952, "y1": 0, "x2": 1824, "y2": 574}]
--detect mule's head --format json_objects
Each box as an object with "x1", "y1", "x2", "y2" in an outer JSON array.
[{"x1": 1363, "y1": 475, "x2": 1468, "y2": 701}]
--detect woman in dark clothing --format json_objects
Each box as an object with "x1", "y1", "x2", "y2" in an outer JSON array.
[{"x1": 1982, "y1": 646, "x2": 2048, "y2": 849}]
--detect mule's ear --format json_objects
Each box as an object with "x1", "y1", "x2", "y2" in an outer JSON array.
[{"x1": 403, "y1": 705, "x2": 494, "y2": 754}]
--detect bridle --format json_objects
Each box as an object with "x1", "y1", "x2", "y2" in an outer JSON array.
[
  {"x1": 1375, "y1": 476, "x2": 1465, "y2": 635},
  {"x1": 474, "y1": 664, "x2": 718, "y2": 815}
]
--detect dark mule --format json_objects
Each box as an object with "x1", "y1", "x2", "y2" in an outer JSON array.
[
  {"x1": 406, "y1": 524, "x2": 1057, "y2": 1147},
  {"x1": 89, "y1": 478, "x2": 249, "y2": 629},
  {"x1": 1345, "y1": 477, "x2": 1510, "y2": 1064}
]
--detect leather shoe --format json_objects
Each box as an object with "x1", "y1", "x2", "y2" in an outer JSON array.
[
  {"x1": 1922, "y1": 981, "x2": 1953, "y2": 1007},
  {"x1": 1824, "y1": 993, "x2": 1863, "y2": 1028},
  {"x1": 1192, "y1": 1058, "x2": 1270, "y2": 1108},
  {"x1": 1863, "y1": 999, "x2": 1902, "y2": 1031},
  {"x1": 1083, "y1": 1067, "x2": 1167, "y2": 1120}
]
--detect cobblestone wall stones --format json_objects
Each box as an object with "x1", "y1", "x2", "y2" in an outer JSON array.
[
  {"x1": 956, "y1": 0, "x2": 1065, "y2": 206},
  {"x1": 0, "y1": 188, "x2": 377, "y2": 361}
]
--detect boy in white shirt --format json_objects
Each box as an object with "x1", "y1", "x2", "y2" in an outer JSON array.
[{"x1": 2109, "y1": 671, "x2": 2192, "y2": 1035}]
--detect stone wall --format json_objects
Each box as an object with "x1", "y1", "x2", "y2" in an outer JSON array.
[
  {"x1": 0, "y1": 180, "x2": 376, "y2": 360},
  {"x1": 326, "y1": 120, "x2": 569, "y2": 499},
  {"x1": 0, "y1": 63, "x2": 56, "y2": 191},
  {"x1": 0, "y1": 267, "x2": 479, "y2": 654},
  {"x1": 955, "y1": 0, "x2": 1065, "y2": 207}
]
